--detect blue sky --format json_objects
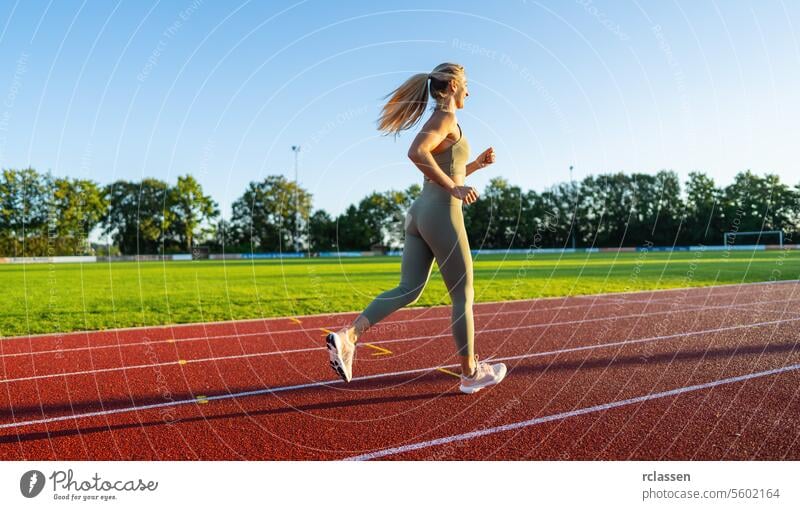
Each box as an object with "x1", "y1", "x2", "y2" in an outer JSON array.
[{"x1": 1, "y1": 0, "x2": 798, "y2": 222}]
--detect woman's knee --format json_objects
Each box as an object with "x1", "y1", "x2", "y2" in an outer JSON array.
[
  {"x1": 387, "y1": 279, "x2": 422, "y2": 307},
  {"x1": 448, "y1": 276, "x2": 474, "y2": 305},
  {"x1": 399, "y1": 272, "x2": 430, "y2": 306}
]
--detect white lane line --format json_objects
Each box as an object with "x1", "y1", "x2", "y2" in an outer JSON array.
[
  {"x1": 3, "y1": 278, "x2": 797, "y2": 342},
  {"x1": 1, "y1": 300, "x2": 798, "y2": 384},
  {"x1": 344, "y1": 362, "x2": 800, "y2": 461},
  {"x1": 709, "y1": 302, "x2": 800, "y2": 317},
  {"x1": 1, "y1": 316, "x2": 798, "y2": 431}
]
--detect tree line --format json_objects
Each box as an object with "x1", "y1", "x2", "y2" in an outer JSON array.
[{"x1": 1, "y1": 167, "x2": 797, "y2": 257}]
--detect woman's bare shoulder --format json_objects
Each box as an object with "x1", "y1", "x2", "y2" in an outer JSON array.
[{"x1": 419, "y1": 110, "x2": 456, "y2": 136}]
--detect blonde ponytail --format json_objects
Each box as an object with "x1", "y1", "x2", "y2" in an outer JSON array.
[{"x1": 377, "y1": 62, "x2": 465, "y2": 136}]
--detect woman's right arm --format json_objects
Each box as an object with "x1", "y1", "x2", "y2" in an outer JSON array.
[{"x1": 407, "y1": 114, "x2": 479, "y2": 204}]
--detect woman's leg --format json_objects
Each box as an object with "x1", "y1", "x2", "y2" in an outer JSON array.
[
  {"x1": 418, "y1": 205, "x2": 475, "y2": 375},
  {"x1": 344, "y1": 229, "x2": 435, "y2": 343}
]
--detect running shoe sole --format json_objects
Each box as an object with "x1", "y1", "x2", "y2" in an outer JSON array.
[{"x1": 326, "y1": 332, "x2": 350, "y2": 382}]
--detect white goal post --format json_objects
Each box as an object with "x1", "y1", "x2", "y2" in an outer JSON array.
[{"x1": 723, "y1": 230, "x2": 784, "y2": 248}]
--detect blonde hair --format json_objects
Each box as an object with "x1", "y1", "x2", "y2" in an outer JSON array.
[{"x1": 377, "y1": 62, "x2": 465, "y2": 136}]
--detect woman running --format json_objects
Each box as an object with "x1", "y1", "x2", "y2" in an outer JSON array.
[{"x1": 326, "y1": 62, "x2": 506, "y2": 394}]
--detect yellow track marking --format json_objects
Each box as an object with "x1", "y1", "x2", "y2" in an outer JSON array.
[
  {"x1": 289, "y1": 317, "x2": 302, "y2": 325},
  {"x1": 195, "y1": 395, "x2": 208, "y2": 404},
  {"x1": 436, "y1": 367, "x2": 461, "y2": 378},
  {"x1": 362, "y1": 343, "x2": 392, "y2": 356},
  {"x1": 320, "y1": 328, "x2": 334, "y2": 335},
  {"x1": 178, "y1": 359, "x2": 188, "y2": 365}
]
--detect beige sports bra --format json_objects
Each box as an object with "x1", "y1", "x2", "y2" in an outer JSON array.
[{"x1": 424, "y1": 123, "x2": 470, "y2": 183}]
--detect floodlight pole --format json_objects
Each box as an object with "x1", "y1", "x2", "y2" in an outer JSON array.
[
  {"x1": 569, "y1": 165, "x2": 576, "y2": 250},
  {"x1": 291, "y1": 145, "x2": 301, "y2": 253}
]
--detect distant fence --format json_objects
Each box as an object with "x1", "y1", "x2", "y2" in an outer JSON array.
[{"x1": 1, "y1": 244, "x2": 798, "y2": 264}]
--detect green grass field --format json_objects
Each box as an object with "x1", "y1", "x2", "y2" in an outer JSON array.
[{"x1": 1, "y1": 250, "x2": 798, "y2": 337}]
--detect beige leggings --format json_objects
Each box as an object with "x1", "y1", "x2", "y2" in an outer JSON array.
[{"x1": 360, "y1": 195, "x2": 474, "y2": 358}]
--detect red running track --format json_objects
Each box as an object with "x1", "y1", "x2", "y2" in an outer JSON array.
[{"x1": 1, "y1": 280, "x2": 799, "y2": 460}]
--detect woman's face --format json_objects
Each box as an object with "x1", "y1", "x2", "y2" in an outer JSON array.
[{"x1": 454, "y1": 76, "x2": 469, "y2": 109}]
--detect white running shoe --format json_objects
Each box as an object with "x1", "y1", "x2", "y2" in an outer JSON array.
[
  {"x1": 326, "y1": 330, "x2": 356, "y2": 382},
  {"x1": 459, "y1": 355, "x2": 507, "y2": 394}
]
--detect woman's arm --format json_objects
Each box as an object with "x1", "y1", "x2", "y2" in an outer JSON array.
[
  {"x1": 407, "y1": 114, "x2": 457, "y2": 192},
  {"x1": 466, "y1": 147, "x2": 495, "y2": 177},
  {"x1": 465, "y1": 159, "x2": 486, "y2": 177}
]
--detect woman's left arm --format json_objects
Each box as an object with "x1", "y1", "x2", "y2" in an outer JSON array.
[
  {"x1": 466, "y1": 147, "x2": 496, "y2": 176},
  {"x1": 465, "y1": 160, "x2": 484, "y2": 177}
]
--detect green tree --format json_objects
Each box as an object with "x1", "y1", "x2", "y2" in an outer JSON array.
[
  {"x1": 52, "y1": 177, "x2": 108, "y2": 254},
  {"x1": 404, "y1": 183, "x2": 421, "y2": 204},
  {"x1": 355, "y1": 190, "x2": 405, "y2": 249},
  {"x1": 682, "y1": 171, "x2": 721, "y2": 245},
  {"x1": 0, "y1": 168, "x2": 51, "y2": 256},
  {"x1": 101, "y1": 180, "x2": 138, "y2": 255},
  {"x1": 335, "y1": 204, "x2": 372, "y2": 251},
  {"x1": 205, "y1": 218, "x2": 241, "y2": 252},
  {"x1": 463, "y1": 177, "x2": 524, "y2": 249},
  {"x1": 514, "y1": 189, "x2": 552, "y2": 249},
  {"x1": 307, "y1": 210, "x2": 337, "y2": 252},
  {"x1": 721, "y1": 171, "x2": 798, "y2": 244},
  {"x1": 539, "y1": 184, "x2": 574, "y2": 248},
  {"x1": 792, "y1": 184, "x2": 800, "y2": 242},
  {"x1": 230, "y1": 175, "x2": 312, "y2": 252},
  {"x1": 167, "y1": 175, "x2": 219, "y2": 252},
  {"x1": 102, "y1": 179, "x2": 171, "y2": 255},
  {"x1": 463, "y1": 187, "x2": 492, "y2": 248},
  {"x1": 648, "y1": 170, "x2": 683, "y2": 247},
  {"x1": 580, "y1": 173, "x2": 659, "y2": 247}
]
